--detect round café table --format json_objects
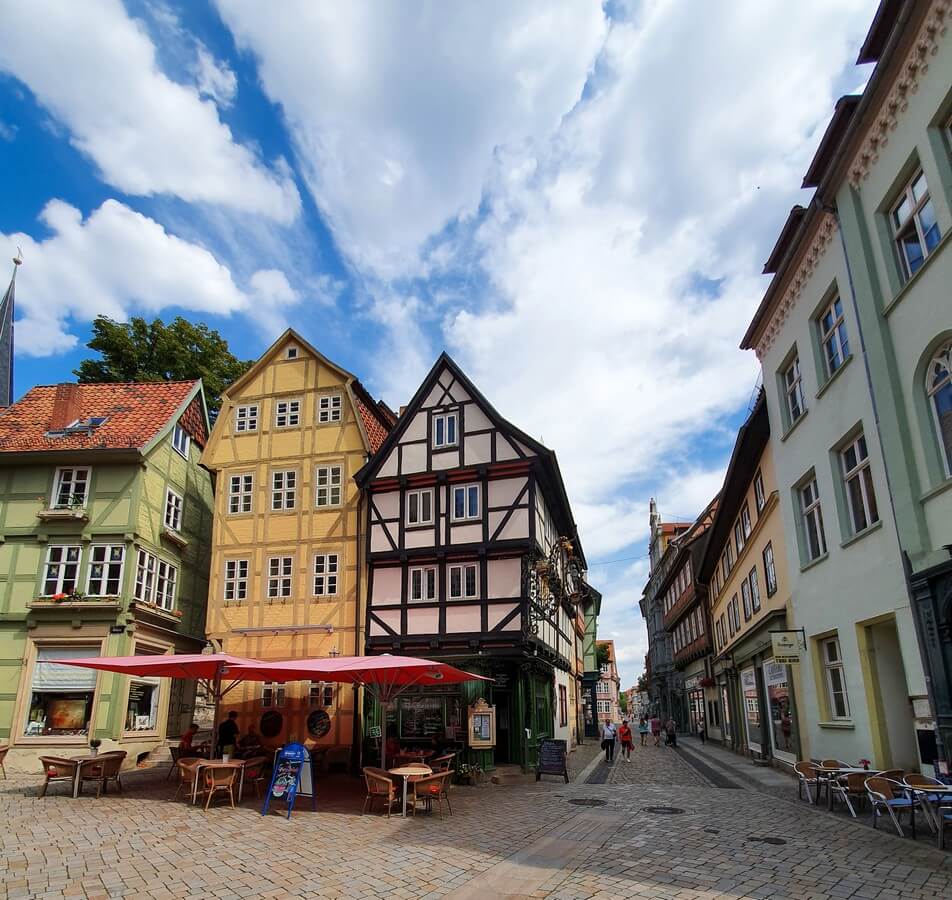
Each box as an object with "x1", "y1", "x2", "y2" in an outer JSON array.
[{"x1": 388, "y1": 764, "x2": 431, "y2": 818}]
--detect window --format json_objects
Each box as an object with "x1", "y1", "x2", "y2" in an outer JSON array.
[
  {"x1": 24, "y1": 647, "x2": 98, "y2": 736},
  {"x1": 740, "y1": 503, "x2": 751, "y2": 540},
  {"x1": 841, "y1": 434, "x2": 879, "y2": 534},
  {"x1": 822, "y1": 636, "x2": 850, "y2": 719},
  {"x1": 783, "y1": 356, "x2": 806, "y2": 425},
  {"x1": 433, "y1": 412, "x2": 458, "y2": 448},
  {"x1": 762, "y1": 542, "x2": 778, "y2": 597},
  {"x1": 315, "y1": 465, "x2": 343, "y2": 506},
  {"x1": 818, "y1": 296, "x2": 850, "y2": 377},
  {"x1": 741, "y1": 578, "x2": 752, "y2": 621},
  {"x1": 164, "y1": 487, "x2": 183, "y2": 531},
  {"x1": 228, "y1": 473, "x2": 254, "y2": 514},
  {"x1": 87, "y1": 545, "x2": 125, "y2": 596},
  {"x1": 313, "y1": 553, "x2": 339, "y2": 596},
  {"x1": 275, "y1": 399, "x2": 301, "y2": 428},
  {"x1": 318, "y1": 395, "x2": 342, "y2": 423},
  {"x1": 409, "y1": 566, "x2": 437, "y2": 602},
  {"x1": 172, "y1": 424, "x2": 190, "y2": 458},
  {"x1": 734, "y1": 521, "x2": 745, "y2": 557},
  {"x1": 52, "y1": 466, "x2": 90, "y2": 509},
  {"x1": 727, "y1": 596, "x2": 738, "y2": 635},
  {"x1": 721, "y1": 541, "x2": 734, "y2": 580},
  {"x1": 719, "y1": 613, "x2": 727, "y2": 647},
  {"x1": 286, "y1": 346, "x2": 298, "y2": 359},
  {"x1": 559, "y1": 685, "x2": 568, "y2": 727},
  {"x1": 271, "y1": 470, "x2": 297, "y2": 511},
  {"x1": 262, "y1": 682, "x2": 286, "y2": 707},
  {"x1": 926, "y1": 342, "x2": 952, "y2": 476},
  {"x1": 406, "y1": 489, "x2": 434, "y2": 526},
  {"x1": 749, "y1": 567, "x2": 761, "y2": 613},
  {"x1": 799, "y1": 476, "x2": 827, "y2": 561},
  {"x1": 224, "y1": 559, "x2": 249, "y2": 602},
  {"x1": 451, "y1": 483, "x2": 480, "y2": 521},
  {"x1": 235, "y1": 405, "x2": 258, "y2": 432},
  {"x1": 42, "y1": 545, "x2": 81, "y2": 595},
  {"x1": 309, "y1": 681, "x2": 335, "y2": 708},
  {"x1": 125, "y1": 674, "x2": 161, "y2": 732},
  {"x1": 449, "y1": 563, "x2": 478, "y2": 599},
  {"x1": 892, "y1": 169, "x2": 941, "y2": 279},
  {"x1": 597, "y1": 700, "x2": 609, "y2": 714},
  {"x1": 267, "y1": 556, "x2": 293, "y2": 598},
  {"x1": 133, "y1": 550, "x2": 178, "y2": 610},
  {"x1": 754, "y1": 470, "x2": 766, "y2": 513}
]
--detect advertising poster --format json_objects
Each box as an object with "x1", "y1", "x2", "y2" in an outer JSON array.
[{"x1": 763, "y1": 660, "x2": 798, "y2": 761}]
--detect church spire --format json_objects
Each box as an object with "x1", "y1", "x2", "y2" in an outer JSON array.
[{"x1": 0, "y1": 249, "x2": 20, "y2": 408}]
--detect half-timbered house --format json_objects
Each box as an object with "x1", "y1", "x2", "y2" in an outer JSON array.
[{"x1": 355, "y1": 353, "x2": 588, "y2": 772}]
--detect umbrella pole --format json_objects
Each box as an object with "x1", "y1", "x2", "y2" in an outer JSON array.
[
  {"x1": 380, "y1": 698, "x2": 388, "y2": 772},
  {"x1": 211, "y1": 669, "x2": 223, "y2": 753}
]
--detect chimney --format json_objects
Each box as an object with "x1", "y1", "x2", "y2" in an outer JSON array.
[{"x1": 50, "y1": 384, "x2": 82, "y2": 432}]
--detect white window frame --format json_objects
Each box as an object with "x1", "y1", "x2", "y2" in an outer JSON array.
[
  {"x1": 822, "y1": 636, "x2": 851, "y2": 720},
  {"x1": 763, "y1": 542, "x2": 778, "y2": 597},
  {"x1": 451, "y1": 483, "x2": 480, "y2": 522},
  {"x1": 891, "y1": 169, "x2": 941, "y2": 280},
  {"x1": 134, "y1": 549, "x2": 178, "y2": 611},
  {"x1": 433, "y1": 412, "x2": 458, "y2": 448},
  {"x1": 42, "y1": 545, "x2": 82, "y2": 596},
  {"x1": 409, "y1": 565, "x2": 437, "y2": 602},
  {"x1": 818, "y1": 296, "x2": 849, "y2": 378},
  {"x1": 315, "y1": 465, "x2": 343, "y2": 507},
  {"x1": 52, "y1": 466, "x2": 90, "y2": 509},
  {"x1": 313, "y1": 553, "x2": 340, "y2": 597},
  {"x1": 927, "y1": 342, "x2": 952, "y2": 476},
  {"x1": 228, "y1": 473, "x2": 254, "y2": 514},
  {"x1": 317, "y1": 394, "x2": 343, "y2": 424},
  {"x1": 275, "y1": 398, "x2": 301, "y2": 428},
  {"x1": 172, "y1": 424, "x2": 190, "y2": 459},
  {"x1": 840, "y1": 433, "x2": 879, "y2": 535},
  {"x1": 271, "y1": 470, "x2": 297, "y2": 511},
  {"x1": 783, "y1": 356, "x2": 805, "y2": 426},
  {"x1": 309, "y1": 681, "x2": 335, "y2": 708},
  {"x1": 164, "y1": 486, "x2": 183, "y2": 531},
  {"x1": 741, "y1": 579, "x2": 752, "y2": 621},
  {"x1": 224, "y1": 559, "x2": 249, "y2": 602},
  {"x1": 740, "y1": 503, "x2": 752, "y2": 540},
  {"x1": 87, "y1": 544, "x2": 126, "y2": 597},
  {"x1": 799, "y1": 476, "x2": 827, "y2": 562},
  {"x1": 285, "y1": 346, "x2": 299, "y2": 360},
  {"x1": 448, "y1": 563, "x2": 479, "y2": 599},
  {"x1": 235, "y1": 404, "x2": 258, "y2": 433},
  {"x1": 406, "y1": 488, "x2": 434, "y2": 526},
  {"x1": 267, "y1": 556, "x2": 294, "y2": 599},
  {"x1": 262, "y1": 681, "x2": 286, "y2": 708},
  {"x1": 749, "y1": 566, "x2": 761, "y2": 613},
  {"x1": 753, "y1": 470, "x2": 766, "y2": 513}
]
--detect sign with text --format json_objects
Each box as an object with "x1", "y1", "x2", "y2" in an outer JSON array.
[
  {"x1": 536, "y1": 738, "x2": 569, "y2": 783},
  {"x1": 262, "y1": 743, "x2": 314, "y2": 819},
  {"x1": 770, "y1": 632, "x2": 801, "y2": 665}
]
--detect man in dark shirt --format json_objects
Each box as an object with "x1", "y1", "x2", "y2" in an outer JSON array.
[{"x1": 217, "y1": 710, "x2": 240, "y2": 756}]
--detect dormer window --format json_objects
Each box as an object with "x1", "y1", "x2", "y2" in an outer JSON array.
[
  {"x1": 172, "y1": 424, "x2": 190, "y2": 458},
  {"x1": 64, "y1": 416, "x2": 107, "y2": 433},
  {"x1": 286, "y1": 346, "x2": 299, "y2": 359},
  {"x1": 433, "y1": 412, "x2": 458, "y2": 448}
]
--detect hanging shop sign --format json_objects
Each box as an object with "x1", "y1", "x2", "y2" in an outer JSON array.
[{"x1": 770, "y1": 631, "x2": 801, "y2": 665}]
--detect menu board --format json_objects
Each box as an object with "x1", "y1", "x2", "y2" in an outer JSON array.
[
  {"x1": 536, "y1": 738, "x2": 568, "y2": 782},
  {"x1": 400, "y1": 697, "x2": 443, "y2": 738},
  {"x1": 262, "y1": 743, "x2": 315, "y2": 819}
]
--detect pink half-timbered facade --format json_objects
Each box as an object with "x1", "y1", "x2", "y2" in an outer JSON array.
[{"x1": 356, "y1": 354, "x2": 588, "y2": 771}]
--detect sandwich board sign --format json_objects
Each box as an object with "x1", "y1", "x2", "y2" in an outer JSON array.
[
  {"x1": 262, "y1": 743, "x2": 315, "y2": 819},
  {"x1": 536, "y1": 738, "x2": 569, "y2": 783}
]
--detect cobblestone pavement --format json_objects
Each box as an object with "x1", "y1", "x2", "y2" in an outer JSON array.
[{"x1": 2, "y1": 743, "x2": 950, "y2": 899}]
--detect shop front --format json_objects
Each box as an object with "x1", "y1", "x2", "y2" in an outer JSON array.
[{"x1": 681, "y1": 657, "x2": 707, "y2": 735}]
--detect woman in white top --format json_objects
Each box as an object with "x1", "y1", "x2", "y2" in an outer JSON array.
[{"x1": 601, "y1": 721, "x2": 616, "y2": 763}]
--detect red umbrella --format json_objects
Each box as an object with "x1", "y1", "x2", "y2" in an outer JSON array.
[{"x1": 227, "y1": 654, "x2": 490, "y2": 770}]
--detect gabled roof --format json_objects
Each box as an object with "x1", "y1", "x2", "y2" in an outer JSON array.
[
  {"x1": 356, "y1": 351, "x2": 586, "y2": 566},
  {"x1": 0, "y1": 381, "x2": 203, "y2": 455}
]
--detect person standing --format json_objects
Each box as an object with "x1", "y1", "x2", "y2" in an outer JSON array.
[
  {"x1": 216, "y1": 710, "x2": 240, "y2": 758},
  {"x1": 618, "y1": 719, "x2": 634, "y2": 762},
  {"x1": 696, "y1": 715, "x2": 706, "y2": 745},
  {"x1": 665, "y1": 716, "x2": 677, "y2": 748},
  {"x1": 601, "y1": 720, "x2": 616, "y2": 763},
  {"x1": 650, "y1": 715, "x2": 662, "y2": 747},
  {"x1": 638, "y1": 717, "x2": 649, "y2": 746}
]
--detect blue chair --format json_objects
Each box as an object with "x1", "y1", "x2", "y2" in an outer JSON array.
[{"x1": 866, "y1": 776, "x2": 917, "y2": 838}]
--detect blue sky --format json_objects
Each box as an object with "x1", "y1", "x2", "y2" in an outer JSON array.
[{"x1": 0, "y1": 0, "x2": 878, "y2": 687}]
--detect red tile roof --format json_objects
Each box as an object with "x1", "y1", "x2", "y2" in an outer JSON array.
[
  {"x1": 354, "y1": 394, "x2": 390, "y2": 454},
  {"x1": 0, "y1": 381, "x2": 200, "y2": 454}
]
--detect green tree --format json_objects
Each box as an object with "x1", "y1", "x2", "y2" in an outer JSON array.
[
  {"x1": 619, "y1": 693, "x2": 628, "y2": 714},
  {"x1": 75, "y1": 316, "x2": 253, "y2": 416},
  {"x1": 595, "y1": 643, "x2": 610, "y2": 668}
]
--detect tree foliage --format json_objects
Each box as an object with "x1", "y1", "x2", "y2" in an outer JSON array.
[
  {"x1": 595, "y1": 643, "x2": 610, "y2": 668},
  {"x1": 74, "y1": 316, "x2": 253, "y2": 415}
]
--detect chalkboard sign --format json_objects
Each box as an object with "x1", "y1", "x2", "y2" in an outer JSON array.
[
  {"x1": 262, "y1": 743, "x2": 315, "y2": 819},
  {"x1": 536, "y1": 738, "x2": 568, "y2": 783}
]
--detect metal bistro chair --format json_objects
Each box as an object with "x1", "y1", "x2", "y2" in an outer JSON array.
[
  {"x1": 241, "y1": 756, "x2": 270, "y2": 800},
  {"x1": 430, "y1": 753, "x2": 455, "y2": 773},
  {"x1": 173, "y1": 758, "x2": 205, "y2": 803},
  {"x1": 362, "y1": 767, "x2": 398, "y2": 818},
  {"x1": 866, "y1": 776, "x2": 918, "y2": 837},
  {"x1": 78, "y1": 751, "x2": 126, "y2": 798},
  {"x1": 203, "y1": 765, "x2": 238, "y2": 812},
  {"x1": 830, "y1": 772, "x2": 869, "y2": 818},
  {"x1": 38, "y1": 756, "x2": 79, "y2": 798},
  {"x1": 410, "y1": 771, "x2": 453, "y2": 819},
  {"x1": 794, "y1": 761, "x2": 820, "y2": 804},
  {"x1": 904, "y1": 774, "x2": 948, "y2": 834}
]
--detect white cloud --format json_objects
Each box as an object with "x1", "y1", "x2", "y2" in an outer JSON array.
[
  {"x1": 0, "y1": 0, "x2": 298, "y2": 221},
  {"x1": 5, "y1": 199, "x2": 291, "y2": 356},
  {"x1": 215, "y1": 0, "x2": 607, "y2": 276},
  {"x1": 194, "y1": 45, "x2": 238, "y2": 107}
]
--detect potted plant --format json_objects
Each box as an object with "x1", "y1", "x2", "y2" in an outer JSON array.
[
  {"x1": 89, "y1": 738, "x2": 102, "y2": 757},
  {"x1": 456, "y1": 762, "x2": 482, "y2": 785},
  {"x1": 858, "y1": 758, "x2": 871, "y2": 771}
]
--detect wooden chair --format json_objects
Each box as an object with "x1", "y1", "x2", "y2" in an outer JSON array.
[
  {"x1": 173, "y1": 758, "x2": 205, "y2": 803},
  {"x1": 430, "y1": 754, "x2": 455, "y2": 773},
  {"x1": 203, "y1": 765, "x2": 238, "y2": 811},
  {"x1": 830, "y1": 772, "x2": 869, "y2": 818},
  {"x1": 241, "y1": 756, "x2": 270, "y2": 800},
  {"x1": 38, "y1": 756, "x2": 80, "y2": 798},
  {"x1": 820, "y1": 759, "x2": 847, "y2": 768},
  {"x1": 79, "y1": 751, "x2": 126, "y2": 798},
  {"x1": 794, "y1": 761, "x2": 820, "y2": 804},
  {"x1": 167, "y1": 746, "x2": 185, "y2": 779},
  {"x1": 0, "y1": 744, "x2": 8, "y2": 779},
  {"x1": 866, "y1": 776, "x2": 916, "y2": 837},
  {"x1": 410, "y1": 771, "x2": 453, "y2": 819},
  {"x1": 362, "y1": 767, "x2": 398, "y2": 818}
]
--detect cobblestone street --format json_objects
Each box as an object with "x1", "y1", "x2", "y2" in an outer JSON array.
[{"x1": 3, "y1": 741, "x2": 951, "y2": 899}]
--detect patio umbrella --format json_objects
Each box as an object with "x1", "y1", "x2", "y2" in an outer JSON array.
[
  {"x1": 47, "y1": 652, "x2": 263, "y2": 739},
  {"x1": 226, "y1": 654, "x2": 491, "y2": 770}
]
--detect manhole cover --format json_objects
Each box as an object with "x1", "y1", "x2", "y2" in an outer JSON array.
[
  {"x1": 568, "y1": 798, "x2": 607, "y2": 807},
  {"x1": 703, "y1": 827, "x2": 719, "y2": 834},
  {"x1": 747, "y1": 836, "x2": 786, "y2": 845},
  {"x1": 643, "y1": 806, "x2": 684, "y2": 815}
]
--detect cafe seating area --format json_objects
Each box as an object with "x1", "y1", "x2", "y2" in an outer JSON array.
[{"x1": 360, "y1": 749, "x2": 458, "y2": 820}]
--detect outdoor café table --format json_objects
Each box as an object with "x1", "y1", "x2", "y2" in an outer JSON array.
[
  {"x1": 191, "y1": 759, "x2": 246, "y2": 805},
  {"x1": 69, "y1": 754, "x2": 100, "y2": 799},
  {"x1": 388, "y1": 764, "x2": 431, "y2": 818},
  {"x1": 815, "y1": 767, "x2": 880, "y2": 811},
  {"x1": 905, "y1": 784, "x2": 952, "y2": 831}
]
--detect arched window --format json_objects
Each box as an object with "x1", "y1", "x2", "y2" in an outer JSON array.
[{"x1": 926, "y1": 342, "x2": 952, "y2": 476}]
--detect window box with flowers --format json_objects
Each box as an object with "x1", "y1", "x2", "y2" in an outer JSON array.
[{"x1": 29, "y1": 592, "x2": 122, "y2": 610}]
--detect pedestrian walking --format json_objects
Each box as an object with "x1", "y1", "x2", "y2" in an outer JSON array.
[
  {"x1": 601, "y1": 720, "x2": 616, "y2": 763},
  {"x1": 665, "y1": 716, "x2": 677, "y2": 748},
  {"x1": 650, "y1": 715, "x2": 662, "y2": 747},
  {"x1": 638, "y1": 716, "x2": 649, "y2": 746},
  {"x1": 618, "y1": 719, "x2": 634, "y2": 761},
  {"x1": 696, "y1": 715, "x2": 706, "y2": 744}
]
